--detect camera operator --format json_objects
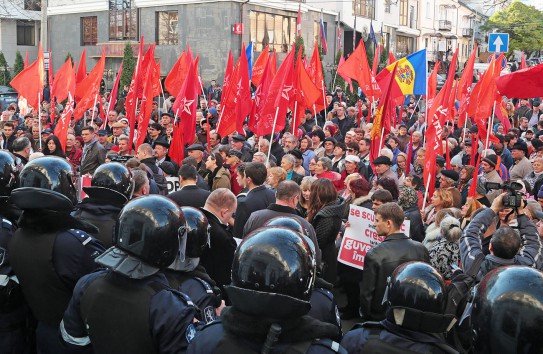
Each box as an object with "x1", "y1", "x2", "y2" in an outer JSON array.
[{"x1": 460, "y1": 192, "x2": 542, "y2": 281}]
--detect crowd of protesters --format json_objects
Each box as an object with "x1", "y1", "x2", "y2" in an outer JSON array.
[{"x1": 0, "y1": 80, "x2": 542, "y2": 354}]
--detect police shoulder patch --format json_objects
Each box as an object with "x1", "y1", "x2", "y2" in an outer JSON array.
[{"x1": 186, "y1": 323, "x2": 197, "y2": 343}]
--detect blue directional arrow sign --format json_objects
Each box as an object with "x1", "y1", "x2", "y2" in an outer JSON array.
[{"x1": 488, "y1": 33, "x2": 509, "y2": 53}]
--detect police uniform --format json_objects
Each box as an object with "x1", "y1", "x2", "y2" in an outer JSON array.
[
  {"x1": 187, "y1": 319, "x2": 346, "y2": 354},
  {"x1": 0, "y1": 216, "x2": 31, "y2": 354},
  {"x1": 61, "y1": 270, "x2": 196, "y2": 354},
  {"x1": 308, "y1": 288, "x2": 342, "y2": 334},
  {"x1": 9, "y1": 227, "x2": 105, "y2": 353},
  {"x1": 163, "y1": 268, "x2": 222, "y2": 324}
]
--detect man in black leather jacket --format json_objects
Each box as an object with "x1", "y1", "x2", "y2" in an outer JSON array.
[{"x1": 360, "y1": 202, "x2": 429, "y2": 321}]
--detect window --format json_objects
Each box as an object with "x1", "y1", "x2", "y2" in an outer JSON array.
[
  {"x1": 249, "y1": 11, "x2": 295, "y2": 53},
  {"x1": 399, "y1": 0, "x2": 408, "y2": 26},
  {"x1": 385, "y1": 0, "x2": 391, "y2": 13},
  {"x1": 109, "y1": 0, "x2": 137, "y2": 41},
  {"x1": 24, "y1": 0, "x2": 41, "y2": 11},
  {"x1": 81, "y1": 17, "x2": 98, "y2": 46},
  {"x1": 353, "y1": 0, "x2": 375, "y2": 19},
  {"x1": 426, "y1": 2, "x2": 431, "y2": 19},
  {"x1": 396, "y1": 35, "x2": 414, "y2": 57},
  {"x1": 156, "y1": 11, "x2": 178, "y2": 45},
  {"x1": 17, "y1": 21, "x2": 35, "y2": 46},
  {"x1": 409, "y1": 5, "x2": 417, "y2": 29}
]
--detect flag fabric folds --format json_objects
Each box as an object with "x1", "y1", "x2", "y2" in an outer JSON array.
[
  {"x1": 319, "y1": 18, "x2": 328, "y2": 54},
  {"x1": 307, "y1": 44, "x2": 326, "y2": 112},
  {"x1": 54, "y1": 93, "x2": 74, "y2": 152},
  {"x1": 338, "y1": 55, "x2": 354, "y2": 93},
  {"x1": 76, "y1": 49, "x2": 87, "y2": 85},
  {"x1": 73, "y1": 50, "x2": 105, "y2": 120},
  {"x1": 496, "y1": 63, "x2": 543, "y2": 99},
  {"x1": 376, "y1": 49, "x2": 427, "y2": 98},
  {"x1": 164, "y1": 51, "x2": 189, "y2": 98},
  {"x1": 251, "y1": 45, "x2": 269, "y2": 87},
  {"x1": 337, "y1": 40, "x2": 381, "y2": 99},
  {"x1": 10, "y1": 45, "x2": 44, "y2": 110},
  {"x1": 53, "y1": 57, "x2": 76, "y2": 104},
  {"x1": 172, "y1": 60, "x2": 198, "y2": 144}
]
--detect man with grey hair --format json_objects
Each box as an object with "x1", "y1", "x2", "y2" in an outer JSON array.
[
  {"x1": 131, "y1": 169, "x2": 150, "y2": 198},
  {"x1": 282, "y1": 132, "x2": 298, "y2": 153},
  {"x1": 12, "y1": 136, "x2": 32, "y2": 165},
  {"x1": 201, "y1": 188, "x2": 238, "y2": 301},
  {"x1": 252, "y1": 151, "x2": 268, "y2": 164}
]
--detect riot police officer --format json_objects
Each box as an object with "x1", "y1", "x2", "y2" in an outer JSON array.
[
  {"x1": 188, "y1": 226, "x2": 345, "y2": 354},
  {"x1": 469, "y1": 266, "x2": 543, "y2": 353},
  {"x1": 341, "y1": 262, "x2": 458, "y2": 354},
  {"x1": 264, "y1": 217, "x2": 341, "y2": 333},
  {"x1": 72, "y1": 162, "x2": 134, "y2": 247},
  {"x1": 0, "y1": 150, "x2": 30, "y2": 353},
  {"x1": 163, "y1": 206, "x2": 223, "y2": 324},
  {"x1": 61, "y1": 195, "x2": 197, "y2": 353},
  {"x1": 8, "y1": 156, "x2": 105, "y2": 353}
]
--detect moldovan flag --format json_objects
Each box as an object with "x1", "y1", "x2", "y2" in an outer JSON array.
[
  {"x1": 376, "y1": 49, "x2": 427, "y2": 98},
  {"x1": 338, "y1": 39, "x2": 381, "y2": 98},
  {"x1": 10, "y1": 44, "x2": 44, "y2": 110}
]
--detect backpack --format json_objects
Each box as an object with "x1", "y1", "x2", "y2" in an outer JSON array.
[{"x1": 143, "y1": 164, "x2": 168, "y2": 195}]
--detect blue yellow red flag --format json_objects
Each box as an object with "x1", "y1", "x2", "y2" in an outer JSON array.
[{"x1": 375, "y1": 48, "x2": 426, "y2": 98}]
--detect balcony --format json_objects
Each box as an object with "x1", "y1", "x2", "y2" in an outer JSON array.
[
  {"x1": 439, "y1": 20, "x2": 452, "y2": 31},
  {"x1": 462, "y1": 28, "x2": 474, "y2": 37}
]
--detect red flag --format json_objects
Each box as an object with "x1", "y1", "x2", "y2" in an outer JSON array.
[
  {"x1": 172, "y1": 61, "x2": 198, "y2": 144},
  {"x1": 427, "y1": 61, "x2": 440, "y2": 110},
  {"x1": 135, "y1": 71, "x2": 155, "y2": 149},
  {"x1": 370, "y1": 62, "x2": 398, "y2": 163},
  {"x1": 53, "y1": 57, "x2": 76, "y2": 103},
  {"x1": 388, "y1": 52, "x2": 396, "y2": 65},
  {"x1": 457, "y1": 46, "x2": 477, "y2": 127},
  {"x1": 24, "y1": 52, "x2": 28, "y2": 69},
  {"x1": 495, "y1": 96, "x2": 511, "y2": 132},
  {"x1": 54, "y1": 93, "x2": 75, "y2": 152},
  {"x1": 217, "y1": 45, "x2": 252, "y2": 137},
  {"x1": 496, "y1": 62, "x2": 543, "y2": 99},
  {"x1": 48, "y1": 51, "x2": 55, "y2": 124},
  {"x1": 10, "y1": 44, "x2": 44, "y2": 110},
  {"x1": 307, "y1": 44, "x2": 326, "y2": 112},
  {"x1": 255, "y1": 48, "x2": 295, "y2": 137},
  {"x1": 249, "y1": 57, "x2": 273, "y2": 134},
  {"x1": 372, "y1": 44, "x2": 383, "y2": 76},
  {"x1": 338, "y1": 55, "x2": 354, "y2": 93},
  {"x1": 521, "y1": 52, "x2": 527, "y2": 70},
  {"x1": 337, "y1": 40, "x2": 381, "y2": 99},
  {"x1": 151, "y1": 61, "x2": 161, "y2": 97},
  {"x1": 223, "y1": 51, "x2": 234, "y2": 93},
  {"x1": 296, "y1": 5, "x2": 302, "y2": 37},
  {"x1": 290, "y1": 50, "x2": 321, "y2": 134},
  {"x1": 468, "y1": 156, "x2": 481, "y2": 198},
  {"x1": 472, "y1": 54, "x2": 502, "y2": 124},
  {"x1": 136, "y1": 45, "x2": 156, "y2": 99},
  {"x1": 164, "y1": 51, "x2": 189, "y2": 97},
  {"x1": 108, "y1": 62, "x2": 123, "y2": 113},
  {"x1": 251, "y1": 45, "x2": 270, "y2": 87},
  {"x1": 169, "y1": 118, "x2": 184, "y2": 166},
  {"x1": 76, "y1": 49, "x2": 87, "y2": 85},
  {"x1": 73, "y1": 50, "x2": 105, "y2": 120},
  {"x1": 126, "y1": 38, "x2": 145, "y2": 152},
  {"x1": 423, "y1": 50, "x2": 458, "y2": 199}
]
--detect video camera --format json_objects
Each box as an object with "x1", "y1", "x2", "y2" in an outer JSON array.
[{"x1": 484, "y1": 181, "x2": 524, "y2": 208}]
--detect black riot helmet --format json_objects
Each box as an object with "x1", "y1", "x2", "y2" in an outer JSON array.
[
  {"x1": 264, "y1": 216, "x2": 307, "y2": 236},
  {"x1": 226, "y1": 226, "x2": 316, "y2": 318},
  {"x1": 83, "y1": 162, "x2": 134, "y2": 203},
  {"x1": 384, "y1": 262, "x2": 456, "y2": 333},
  {"x1": 96, "y1": 195, "x2": 187, "y2": 279},
  {"x1": 12, "y1": 156, "x2": 77, "y2": 211},
  {"x1": 179, "y1": 206, "x2": 210, "y2": 258},
  {"x1": 0, "y1": 150, "x2": 18, "y2": 197},
  {"x1": 470, "y1": 266, "x2": 543, "y2": 354}
]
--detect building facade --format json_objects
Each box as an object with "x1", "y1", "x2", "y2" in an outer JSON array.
[
  {"x1": 0, "y1": 0, "x2": 41, "y2": 71},
  {"x1": 46, "y1": 0, "x2": 337, "y2": 90}
]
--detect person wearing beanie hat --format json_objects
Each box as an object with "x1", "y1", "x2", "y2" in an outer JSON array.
[
  {"x1": 480, "y1": 154, "x2": 503, "y2": 204},
  {"x1": 482, "y1": 149, "x2": 510, "y2": 181},
  {"x1": 450, "y1": 154, "x2": 463, "y2": 171},
  {"x1": 323, "y1": 137, "x2": 337, "y2": 158},
  {"x1": 439, "y1": 170, "x2": 459, "y2": 188},
  {"x1": 370, "y1": 155, "x2": 399, "y2": 191},
  {"x1": 510, "y1": 140, "x2": 534, "y2": 180}
]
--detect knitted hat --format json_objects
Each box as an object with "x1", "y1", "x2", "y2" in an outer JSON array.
[{"x1": 482, "y1": 154, "x2": 498, "y2": 168}]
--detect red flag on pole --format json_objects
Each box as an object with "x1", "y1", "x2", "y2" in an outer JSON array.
[
  {"x1": 457, "y1": 45, "x2": 477, "y2": 127},
  {"x1": 427, "y1": 61, "x2": 440, "y2": 110},
  {"x1": 372, "y1": 44, "x2": 383, "y2": 76},
  {"x1": 223, "y1": 50, "x2": 234, "y2": 93},
  {"x1": 151, "y1": 61, "x2": 161, "y2": 97},
  {"x1": 296, "y1": 5, "x2": 302, "y2": 37},
  {"x1": 290, "y1": 50, "x2": 321, "y2": 135},
  {"x1": 172, "y1": 60, "x2": 198, "y2": 144},
  {"x1": 164, "y1": 51, "x2": 188, "y2": 97},
  {"x1": 54, "y1": 93, "x2": 75, "y2": 152},
  {"x1": 126, "y1": 38, "x2": 145, "y2": 152},
  {"x1": 473, "y1": 54, "x2": 502, "y2": 124},
  {"x1": 73, "y1": 50, "x2": 105, "y2": 120},
  {"x1": 108, "y1": 62, "x2": 123, "y2": 113},
  {"x1": 337, "y1": 39, "x2": 381, "y2": 99},
  {"x1": 254, "y1": 48, "x2": 295, "y2": 137},
  {"x1": 53, "y1": 57, "x2": 76, "y2": 104},
  {"x1": 249, "y1": 57, "x2": 273, "y2": 134},
  {"x1": 520, "y1": 52, "x2": 527, "y2": 70},
  {"x1": 76, "y1": 49, "x2": 87, "y2": 85},
  {"x1": 307, "y1": 43, "x2": 326, "y2": 112},
  {"x1": 388, "y1": 52, "x2": 396, "y2": 65},
  {"x1": 270, "y1": 50, "x2": 277, "y2": 78},
  {"x1": 251, "y1": 44, "x2": 270, "y2": 87},
  {"x1": 338, "y1": 55, "x2": 354, "y2": 93},
  {"x1": 10, "y1": 44, "x2": 44, "y2": 111},
  {"x1": 135, "y1": 72, "x2": 155, "y2": 149},
  {"x1": 48, "y1": 50, "x2": 55, "y2": 124}
]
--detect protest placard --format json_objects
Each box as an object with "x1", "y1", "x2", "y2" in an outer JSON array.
[{"x1": 337, "y1": 205, "x2": 410, "y2": 270}]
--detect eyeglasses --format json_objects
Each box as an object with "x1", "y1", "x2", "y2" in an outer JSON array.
[{"x1": 346, "y1": 149, "x2": 355, "y2": 152}]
